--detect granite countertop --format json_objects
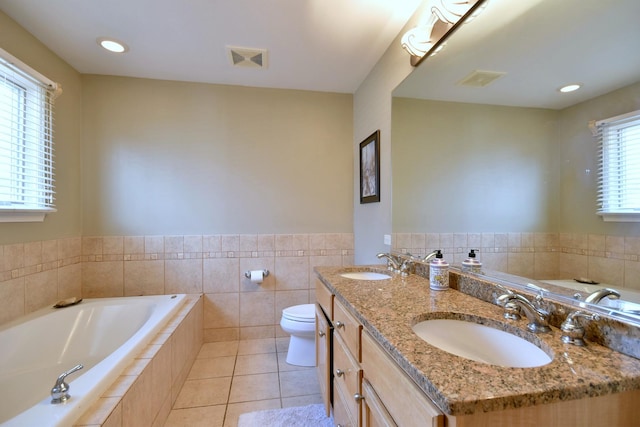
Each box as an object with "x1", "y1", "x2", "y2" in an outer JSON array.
[{"x1": 314, "y1": 266, "x2": 640, "y2": 416}]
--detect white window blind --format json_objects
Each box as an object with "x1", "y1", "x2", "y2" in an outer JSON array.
[
  {"x1": 0, "y1": 48, "x2": 59, "y2": 222},
  {"x1": 594, "y1": 109, "x2": 640, "y2": 222}
]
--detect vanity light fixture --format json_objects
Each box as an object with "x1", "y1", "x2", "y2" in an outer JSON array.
[
  {"x1": 97, "y1": 37, "x2": 129, "y2": 53},
  {"x1": 401, "y1": 0, "x2": 487, "y2": 66},
  {"x1": 559, "y1": 83, "x2": 582, "y2": 93}
]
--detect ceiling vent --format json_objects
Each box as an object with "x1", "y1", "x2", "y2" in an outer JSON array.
[
  {"x1": 457, "y1": 70, "x2": 506, "y2": 87},
  {"x1": 227, "y1": 46, "x2": 268, "y2": 69}
]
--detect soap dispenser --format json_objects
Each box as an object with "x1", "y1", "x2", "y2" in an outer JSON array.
[
  {"x1": 429, "y1": 250, "x2": 449, "y2": 291},
  {"x1": 462, "y1": 249, "x2": 482, "y2": 274}
]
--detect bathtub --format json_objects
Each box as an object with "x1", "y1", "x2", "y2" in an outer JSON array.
[{"x1": 0, "y1": 294, "x2": 186, "y2": 427}]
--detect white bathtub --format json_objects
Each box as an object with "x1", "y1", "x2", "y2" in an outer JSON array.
[{"x1": 0, "y1": 294, "x2": 186, "y2": 427}]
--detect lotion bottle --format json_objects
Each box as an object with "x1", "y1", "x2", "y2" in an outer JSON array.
[
  {"x1": 429, "y1": 250, "x2": 449, "y2": 291},
  {"x1": 461, "y1": 249, "x2": 482, "y2": 274}
]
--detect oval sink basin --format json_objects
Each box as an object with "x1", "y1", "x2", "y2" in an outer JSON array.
[
  {"x1": 340, "y1": 271, "x2": 391, "y2": 281},
  {"x1": 412, "y1": 319, "x2": 551, "y2": 368}
]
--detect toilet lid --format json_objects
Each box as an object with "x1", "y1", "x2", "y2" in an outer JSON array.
[{"x1": 282, "y1": 304, "x2": 315, "y2": 322}]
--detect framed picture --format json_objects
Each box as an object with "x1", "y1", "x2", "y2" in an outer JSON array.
[{"x1": 359, "y1": 130, "x2": 380, "y2": 204}]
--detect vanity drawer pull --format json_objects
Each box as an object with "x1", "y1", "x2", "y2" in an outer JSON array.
[
  {"x1": 318, "y1": 330, "x2": 326, "y2": 337},
  {"x1": 335, "y1": 321, "x2": 345, "y2": 329},
  {"x1": 336, "y1": 369, "x2": 345, "y2": 377}
]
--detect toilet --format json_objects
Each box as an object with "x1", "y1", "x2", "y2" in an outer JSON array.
[{"x1": 280, "y1": 304, "x2": 316, "y2": 367}]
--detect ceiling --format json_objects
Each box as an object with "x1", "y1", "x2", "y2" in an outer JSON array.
[
  {"x1": 0, "y1": 0, "x2": 422, "y2": 93},
  {"x1": 394, "y1": 0, "x2": 640, "y2": 109}
]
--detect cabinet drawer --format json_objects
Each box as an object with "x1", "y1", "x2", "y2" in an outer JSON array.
[
  {"x1": 333, "y1": 332, "x2": 361, "y2": 420},
  {"x1": 334, "y1": 379, "x2": 357, "y2": 427},
  {"x1": 362, "y1": 331, "x2": 443, "y2": 427},
  {"x1": 362, "y1": 378, "x2": 397, "y2": 427},
  {"x1": 334, "y1": 298, "x2": 362, "y2": 360},
  {"x1": 315, "y1": 279, "x2": 333, "y2": 319}
]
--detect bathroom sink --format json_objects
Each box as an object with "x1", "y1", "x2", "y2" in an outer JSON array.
[
  {"x1": 340, "y1": 271, "x2": 391, "y2": 281},
  {"x1": 412, "y1": 318, "x2": 552, "y2": 368}
]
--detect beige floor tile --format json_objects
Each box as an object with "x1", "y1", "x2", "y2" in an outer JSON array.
[
  {"x1": 188, "y1": 356, "x2": 236, "y2": 379},
  {"x1": 174, "y1": 377, "x2": 232, "y2": 409},
  {"x1": 234, "y1": 353, "x2": 278, "y2": 376},
  {"x1": 277, "y1": 352, "x2": 308, "y2": 372},
  {"x1": 228, "y1": 373, "x2": 280, "y2": 403},
  {"x1": 223, "y1": 399, "x2": 281, "y2": 427},
  {"x1": 275, "y1": 337, "x2": 290, "y2": 353},
  {"x1": 164, "y1": 405, "x2": 226, "y2": 427},
  {"x1": 237, "y1": 338, "x2": 276, "y2": 355},
  {"x1": 282, "y1": 393, "x2": 324, "y2": 408},
  {"x1": 198, "y1": 341, "x2": 239, "y2": 359},
  {"x1": 279, "y1": 369, "x2": 320, "y2": 398}
]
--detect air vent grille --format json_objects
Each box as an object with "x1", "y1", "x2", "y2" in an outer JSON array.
[
  {"x1": 227, "y1": 46, "x2": 268, "y2": 69},
  {"x1": 457, "y1": 70, "x2": 506, "y2": 87}
]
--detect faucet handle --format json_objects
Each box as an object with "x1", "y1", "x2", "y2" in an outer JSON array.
[
  {"x1": 561, "y1": 311, "x2": 599, "y2": 346},
  {"x1": 51, "y1": 364, "x2": 83, "y2": 404}
]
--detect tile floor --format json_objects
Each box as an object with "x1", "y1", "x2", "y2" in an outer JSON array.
[{"x1": 164, "y1": 338, "x2": 323, "y2": 427}]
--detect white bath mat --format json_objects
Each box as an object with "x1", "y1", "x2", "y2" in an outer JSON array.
[{"x1": 237, "y1": 403, "x2": 332, "y2": 427}]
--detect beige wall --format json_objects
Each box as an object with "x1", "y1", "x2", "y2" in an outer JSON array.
[
  {"x1": 352, "y1": 1, "x2": 428, "y2": 264},
  {"x1": 557, "y1": 81, "x2": 640, "y2": 236},
  {"x1": 0, "y1": 11, "x2": 83, "y2": 245},
  {"x1": 392, "y1": 98, "x2": 558, "y2": 232},
  {"x1": 81, "y1": 75, "x2": 353, "y2": 236}
]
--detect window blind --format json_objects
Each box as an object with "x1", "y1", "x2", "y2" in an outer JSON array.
[
  {"x1": 595, "y1": 109, "x2": 640, "y2": 221},
  {"x1": 0, "y1": 48, "x2": 58, "y2": 216}
]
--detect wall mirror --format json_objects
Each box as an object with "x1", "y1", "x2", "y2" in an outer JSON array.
[{"x1": 391, "y1": 0, "x2": 640, "y2": 321}]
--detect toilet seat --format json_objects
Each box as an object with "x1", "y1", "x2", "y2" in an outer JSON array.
[{"x1": 282, "y1": 304, "x2": 315, "y2": 323}]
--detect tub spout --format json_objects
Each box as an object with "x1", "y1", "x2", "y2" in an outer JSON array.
[{"x1": 51, "y1": 364, "x2": 83, "y2": 404}]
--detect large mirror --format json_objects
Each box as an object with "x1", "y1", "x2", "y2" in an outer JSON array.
[{"x1": 392, "y1": 0, "x2": 640, "y2": 318}]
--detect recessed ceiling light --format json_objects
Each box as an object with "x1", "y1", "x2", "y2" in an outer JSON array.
[
  {"x1": 97, "y1": 37, "x2": 129, "y2": 53},
  {"x1": 559, "y1": 83, "x2": 582, "y2": 93}
]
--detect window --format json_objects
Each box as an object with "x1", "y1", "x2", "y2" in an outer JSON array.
[
  {"x1": 0, "y1": 48, "x2": 59, "y2": 222},
  {"x1": 594, "y1": 110, "x2": 640, "y2": 222}
]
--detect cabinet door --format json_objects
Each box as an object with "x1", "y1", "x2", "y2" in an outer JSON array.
[
  {"x1": 361, "y1": 331, "x2": 443, "y2": 427},
  {"x1": 361, "y1": 378, "x2": 397, "y2": 427},
  {"x1": 316, "y1": 304, "x2": 332, "y2": 417}
]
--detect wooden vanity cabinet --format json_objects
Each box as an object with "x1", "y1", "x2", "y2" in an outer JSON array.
[
  {"x1": 362, "y1": 331, "x2": 444, "y2": 427},
  {"x1": 333, "y1": 298, "x2": 363, "y2": 427},
  {"x1": 315, "y1": 279, "x2": 334, "y2": 417}
]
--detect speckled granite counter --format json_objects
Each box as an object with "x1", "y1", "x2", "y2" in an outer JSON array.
[{"x1": 314, "y1": 266, "x2": 640, "y2": 416}]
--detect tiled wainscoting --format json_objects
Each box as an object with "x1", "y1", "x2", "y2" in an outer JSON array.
[
  {"x1": 394, "y1": 232, "x2": 640, "y2": 291},
  {"x1": 0, "y1": 233, "x2": 354, "y2": 338},
  {"x1": 74, "y1": 295, "x2": 203, "y2": 427}
]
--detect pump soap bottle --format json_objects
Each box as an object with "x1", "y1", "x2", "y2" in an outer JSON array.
[
  {"x1": 429, "y1": 250, "x2": 449, "y2": 291},
  {"x1": 462, "y1": 249, "x2": 482, "y2": 274}
]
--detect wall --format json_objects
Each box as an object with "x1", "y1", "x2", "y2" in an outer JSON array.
[
  {"x1": 352, "y1": 2, "x2": 430, "y2": 264},
  {"x1": 0, "y1": 10, "x2": 83, "y2": 244},
  {"x1": 392, "y1": 98, "x2": 558, "y2": 232},
  {"x1": 81, "y1": 75, "x2": 353, "y2": 236}
]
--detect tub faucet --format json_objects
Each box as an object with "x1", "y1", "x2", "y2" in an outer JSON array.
[
  {"x1": 497, "y1": 293, "x2": 551, "y2": 333},
  {"x1": 583, "y1": 288, "x2": 621, "y2": 304},
  {"x1": 51, "y1": 364, "x2": 83, "y2": 404}
]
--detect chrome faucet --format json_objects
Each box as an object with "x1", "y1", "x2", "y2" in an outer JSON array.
[
  {"x1": 583, "y1": 288, "x2": 621, "y2": 304},
  {"x1": 560, "y1": 310, "x2": 599, "y2": 346},
  {"x1": 51, "y1": 364, "x2": 83, "y2": 404},
  {"x1": 377, "y1": 252, "x2": 401, "y2": 271},
  {"x1": 422, "y1": 250, "x2": 439, "y2": 262},
  {"x1": 497, "y1": 293, "x2": 551, "y2": 333}
]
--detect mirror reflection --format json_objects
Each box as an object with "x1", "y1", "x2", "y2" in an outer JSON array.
[{"x1": 391, "y1": 0, "x2": 640, "y2": 319}]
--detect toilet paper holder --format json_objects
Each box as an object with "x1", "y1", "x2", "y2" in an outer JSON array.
[{"x1": 244, "y1": 269, "x2": 270, "y2": 279}]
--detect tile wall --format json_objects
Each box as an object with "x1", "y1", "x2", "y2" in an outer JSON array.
[
  {"x1": 392, "y1": 232, "x2": 640, "y2": 291},
  {"x1": 80, "y1": 233, "x2": 354, "y2": 342},
  {"x1": 3, "y1": 231, "x2": 640, "y2": 330}
]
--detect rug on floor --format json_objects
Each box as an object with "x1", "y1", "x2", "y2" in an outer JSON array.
[{"x1": 237, "y1": 403, "x2": 333, "y2": 427}]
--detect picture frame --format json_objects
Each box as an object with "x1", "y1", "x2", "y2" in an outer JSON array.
[{"x1": 359, "y1": 130, "x2": 380, "y2": 204}]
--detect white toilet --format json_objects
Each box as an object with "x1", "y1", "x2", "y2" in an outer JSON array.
[{"x1": 280, "y1": 304, "x2": 316, "y2": 367}]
